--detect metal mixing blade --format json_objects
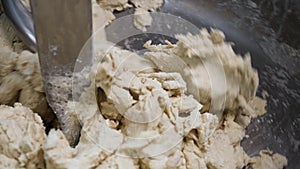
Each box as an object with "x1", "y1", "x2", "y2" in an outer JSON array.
[{"x1": 30, "y1": 0, "x2": 93, "y2": 146}]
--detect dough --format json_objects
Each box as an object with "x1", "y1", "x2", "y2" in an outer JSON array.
[
  {"x1": 0, "y1": 46, "x2": 57, "y2": 127},
  {"x1": 0, "y1": 47, "x2": 17, "y2": 78},
  {"x1": 40, "y1": 45, "x2": 219, "y2": 168},
  {"x1": 144, "y1": 29, "x2": 259, "y2": 117},
  {"x1": 134, "y1": 8, "x2": 153, "y2": 32},
  {"x1": 249, "y1": 150, "x2": 288, "y2": 169},
  {"x1": 97, "y1": 0, "x2": 132, "y2": 12},
  {"x1": 0, "y1": 103, "x2": 46, "y2": 169},
  {"x1": 22, "y1": 0, "x2": 163, "y2": 36},
  {"x1": 96, "y1": 0, "x2": 163, "y2": 31},
  {"x1": 41, "y1": 31, "x2": 284, "y2": 168},
  {"x1": 0, "y1": 8, "x2": 58, "y2": 126},
  {"x1": 130, "y1": 0, "x2": 164, "y2": 11},
  {"x1": 0, "y1": 2, "x2": 288, "y2": 168},
  {"x1": 43, "y1": 113, "x2": 123, "y2": 169},
  {"x1": 0, "y1": 72, "x2": 25, "y2": 105},
  {"x1": 131, "y1": 0, "x2": 163, "y2": 31}
]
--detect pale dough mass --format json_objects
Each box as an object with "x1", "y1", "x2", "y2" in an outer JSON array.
[
  {"x1": 0, "y1": 103, "x2": 46, "y2": 169},
  {"x1": 0, "y1": 1, "x2": 288, "y2": 169}
]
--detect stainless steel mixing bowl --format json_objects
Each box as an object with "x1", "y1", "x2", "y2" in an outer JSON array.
[{"x1": 2, "y1": 0, "x2": 299, "y2": 168}]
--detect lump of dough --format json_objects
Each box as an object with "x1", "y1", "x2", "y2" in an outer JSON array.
[
  {"x1": 0, "y1": 72, "x2": 26, "y2": 105},
  {"x1": 95, "y1": 46, "x2": 218, "y2": 162},
  {"x1": 97, "y1": 0, "x2": 132, "y2": 11},
  {"x1": 202, "y1": 128, "x2": 248, "y2": 169},
  {"x1": 249, "y1": 150, "x2": 288, "y2": 169},
  {"x1": 182, "y1": 140, "x2": 207, "y2": 169},
  {"x1": 131, "y1": 0, "x2": 163, "y2": 31},
  {"x1": 93, "y1": 1, "x2": 116, "y2": 26},
  {"x1": 134, "y1": 8, "x2": 153, "y2": 32},
  {"x1": 96, "y1": 0, "x2": 163, "y2": 31},
  {"x1": 137, "y1": 144, "x2": 187, "y2": 169},
  {"x1": 182, "y1": 112, "x2": 248, "y2": 169},
  {"x1": 0, "y1": 154, "x2": 19, "y2": 169},
  {"x1": 0, "y1": 47, "x2": 17, "y2": 78},
  {"x1": 96, "y1": 0, "x2": 132, "y2": 25},
  {"x1": 43, "y1": 113, "x2": 123, "y2": 169},
  {"x1": 19, "y1": 86, "x2": 55, "y2": 125},
  {"x1": 16, "y1": 50, "x2": 44, "y2": 92},
  {"x1": 0, "y1": 48, "x2": 57, "y2": 127},
  {"x1": 96, "y1": 155, "x2": 138, "y2": 169},
  {"x1": 144, "y1": 29, "x2": 259, "y2": 117},
  {"x1": 0, "y1": 103, "x2": 46, "y2": 169},
  {"x1": 130, "y1": 0, "x2": 163, "y2": 11}
]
